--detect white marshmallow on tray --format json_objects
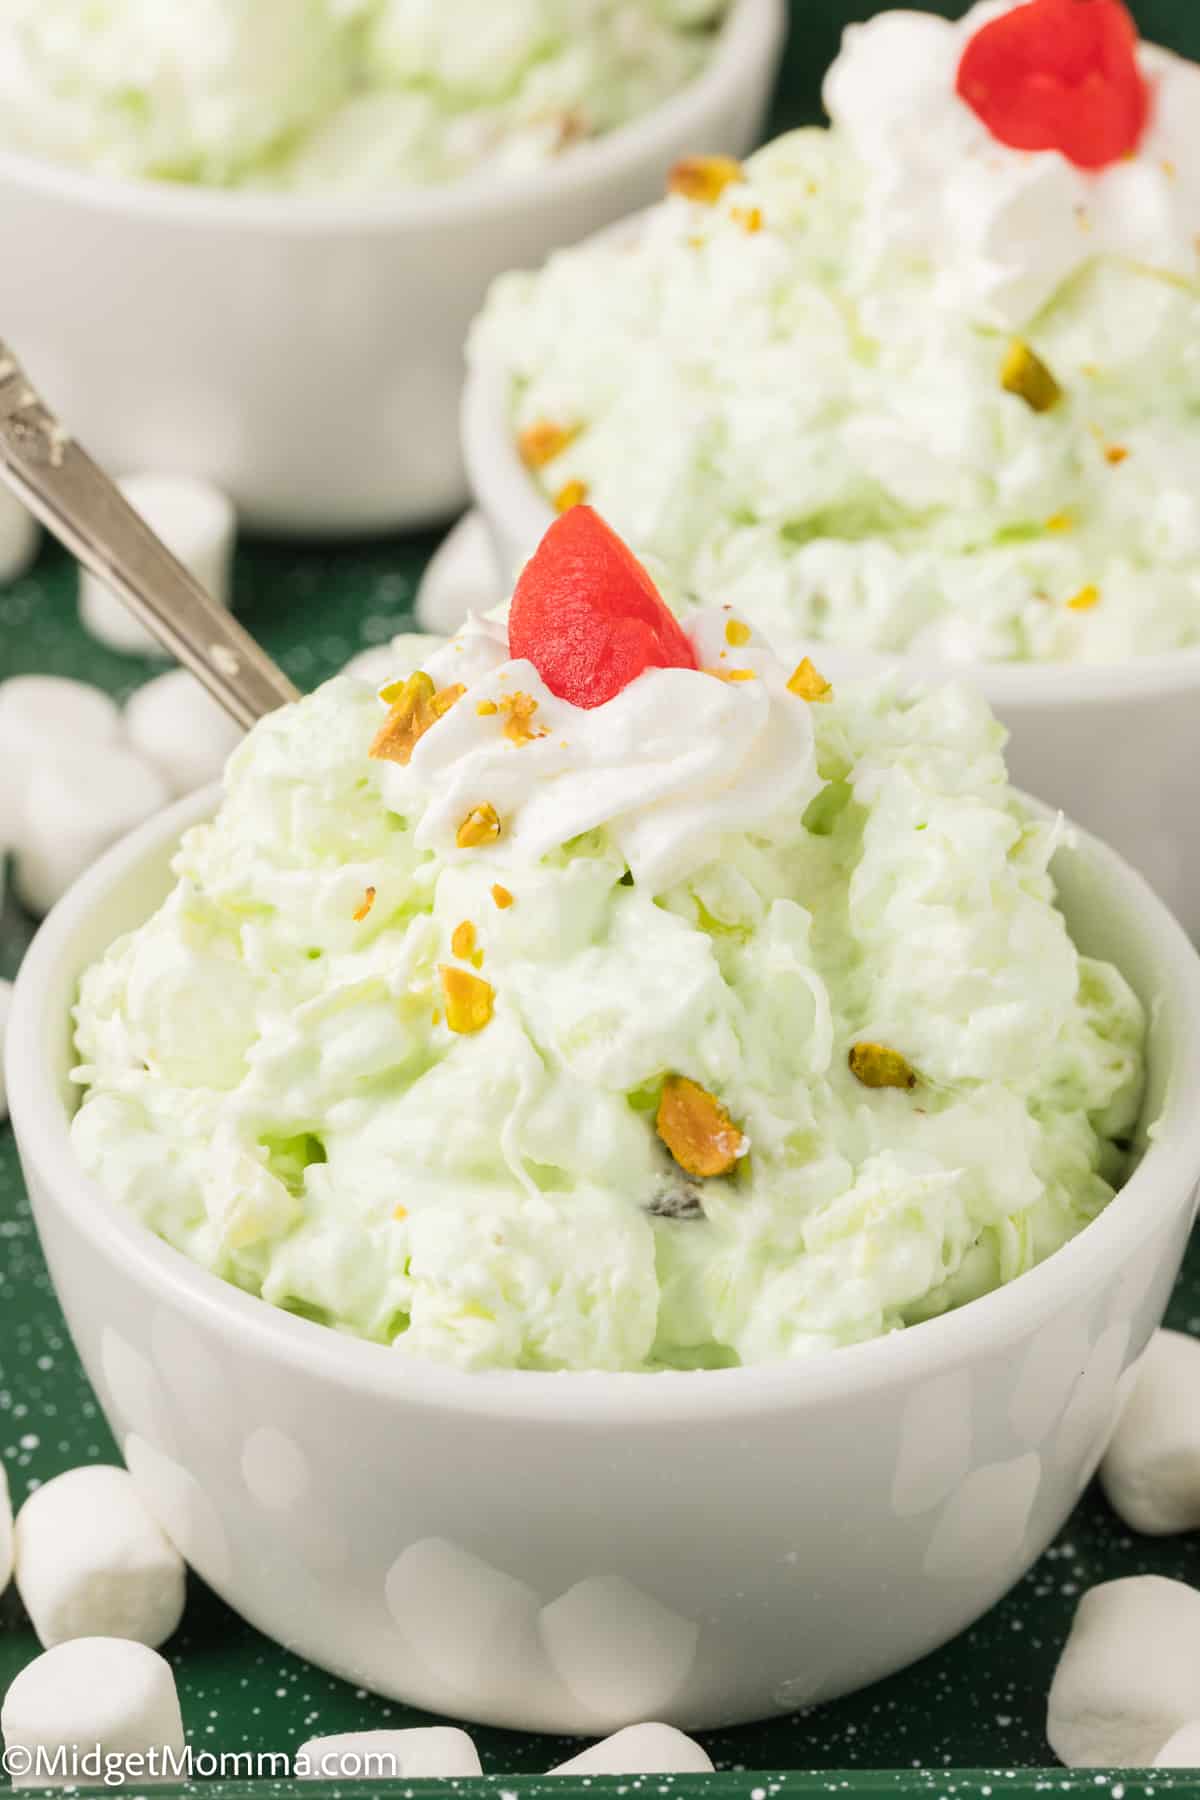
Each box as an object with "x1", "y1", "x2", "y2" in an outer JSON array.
[
  {"x1": 0, "y1": 1638, "x2": 184, "y2": 1789},
  {"x1": 0, "y1": 979, "x2": 12, "y2": 1125},
  {"x1": 1100, "y1": 1330, "x2": 1200, "y2": 1535},
  {"x1": 80, "y1": 472, "x2": 235, "y2": 655},
  {"x1": 296, "y1": 1728, "x2": 482, "y2": 1781},
  {"x1": 0, "y1": 675, "x2": 121, "y2": 762},
  {"x1": 549, "y1": 1724, "x2": 714, "y2": 1775},
  {"x1": 124, "y1": 669, "x2": 244, "y2": 798},
  {"x1": 0, "y1": 489, "x2": 40, "y2": 586},
  {"x1": 1157, "y1": 1723, "x2": 1200, "y2": 1767},
  {"x1": 1, "y1": 1461, "x2": 12, "y2": 1597},
  {"x1": 14, "y1": 741, "x2": 171, "y2": 916},
  {"x1": 14, "y1": 1465, "x2": 186, "y2": 1650},
  {"x1": 415, "y1": 510, "x2": 502, "y2": 635},
  {"x1": 1047, "y1": 1576, "x2": 1200, "y2": 1766}
]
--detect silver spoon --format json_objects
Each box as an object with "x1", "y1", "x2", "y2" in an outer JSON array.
[{"x1": 0, "y1": 340, "x2": 299, "y2": 730}]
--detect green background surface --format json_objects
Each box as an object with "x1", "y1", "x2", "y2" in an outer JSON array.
[{"x1": 3, "y1": 3, "x2": 1200, "y2": 1793}]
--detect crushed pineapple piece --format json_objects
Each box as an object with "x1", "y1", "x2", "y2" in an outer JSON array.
[
  {"x1": 440, "y1": 965, "x2": 495, "y2": 1034},
  {"x1": 1045, "y1": 511, "x2": 1074, "y2": 533},
  {"x1": 656, "y1": 1075, "x2": 746, "y2": 1179},
  {"x1": 668, "y1": 155, "x2": 743, "y2": 205},
  {"x1": 1000, "y1": 339, "x2": 1062, "y2": 413},
  {"x1": 450, "y1": 920, "x2": 478, "y2": 962},
  {"x1": 725, "y1": 619, "x2": 752, "y2": 646},
  {"x1": 456, "y1": 803, "x2": 502, "y2": 849},
  {"x1": 1067, "y1": 584, "x2": 1101, "y2": 611},
  {"x1": 787, "y1": 658, "x2": 833, "y2": 703},
  {"x1": 731, "y1": 204, "x2": 763, "y2": 233},
  {"x1": 432, "y1": 683, "x2": 465, "y2": 717},
  {"x1": 353, "y1": 886, "x2": 376, "y2": 923},
  {"x1": 477, "y1": 699, "x2": 499, "y2": 716},
  {"x1": 491, "y1": 884, "x2": 514, "y2": 909},
  {"x1": 849, "y1": 1043, "x2": 917, "y2": 1090},
  {"x1": 393, "y1": 1204, "x2": 408, "y2": 1222}
]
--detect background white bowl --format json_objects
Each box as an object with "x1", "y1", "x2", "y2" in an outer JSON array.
[
  {"x1": 464, "y1": 356, "x2": 1200, "y2": 941},
  {"x1": 8, "y1": 788, "x2": 1200, "y2": 1733},
  {"x1": 0, "y1": 0, "x2": 783, "y2": 538}
]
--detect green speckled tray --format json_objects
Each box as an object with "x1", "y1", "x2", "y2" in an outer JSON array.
[{"x1": 4, "y1": 4, "x2": 1200, "y2": 1793}]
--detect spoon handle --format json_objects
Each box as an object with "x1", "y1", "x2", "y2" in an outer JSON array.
[{"x1": 0, "y1": 341, "x2": 299, "y2": 730}]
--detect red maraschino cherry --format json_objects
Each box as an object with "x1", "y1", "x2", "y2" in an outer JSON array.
[
  {"x1": 956, "y1": 0, "x2": 1149, "y2": 171},
  {"x1": 508, "y1": 506, "x2": 696, "y2": 709}
]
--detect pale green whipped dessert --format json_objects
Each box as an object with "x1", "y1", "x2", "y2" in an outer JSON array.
[
  {"x1": 71, "y1": 606, "x2": 1145, "y2": 1373},
  {"x1": 0, "y1": 0, "x2": 727, "y2": 192},
  {"x1": 473, "y1": 2, "x2": 1200, "y2": 662}
]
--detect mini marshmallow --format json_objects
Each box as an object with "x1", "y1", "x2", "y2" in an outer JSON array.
[
  {"x1": 0, "y1": 490, "x2": 40, "y2": 585},
  {"x1": 1047, "y1": 1576, "x2": 1200, "y2": 1766},
  {"x1": 14, "y1": 742, "x2": 171, "y2": 916},
  {"x1": 1100, "y1": 1330, "x2": 1200, "y2": 1535},
  {"x1": 1157, "y1": 1723, "x2": 1200, "y2": 1767},
  {"x1": 80, "y1": 473, "x2": 235, "y2": 655},
  {"x1": 0, "y1": 1637, "x2": 184, "y2": 1789},
  {"x1": 14, "y1": 1465, "x2": 186, "y2": 1650},
  {"x1": 0, "y1": 676, "x2": 122, "y2": 761},
  {"x1": 296, "y1": 1728, "x2": 482, "y2": 1781},
  {"x1": 415, "y1": 511, "x2": 501, "y2": 635},
  {"x1": 124, "y1": 669, "x2": 244, "y2": 798},
  {"x1": 342, "y1": 632, "x2": 448, "y2": 689},
  {"x1": 1, "y1": 1461, "x2": 12, "y2": 1596},
  {"x1": 0, "y1": 978, "x2": 12, "y2": 1124},
  {"x1": 550, "y1": 1724, "x2": 714, "y2": 1776}
]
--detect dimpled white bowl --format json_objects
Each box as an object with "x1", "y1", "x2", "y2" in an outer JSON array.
[
  {"x1": 463, "y1": 356, "x2": 1200, "y2": 942},
  {"x1": 0, "y1": 0, "x2": 783, "y2": 538},
  {"x1": 7, "y1": 788, "x2": 1200, "y2": 1733}
]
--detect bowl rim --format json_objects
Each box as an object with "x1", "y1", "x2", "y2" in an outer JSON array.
[
  {"x1": 462, "y1": 289, "x2": 1200, "y2": 706},
  {"x1": 8, "y1": 782, "x2": 1200, "y2": 1424},
  {"x1": 0, "y1": 0, "x2": 784, "y2": 236}
]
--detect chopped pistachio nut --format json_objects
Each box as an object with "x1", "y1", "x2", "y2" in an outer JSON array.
[
  {"x1": 725, "y1": 618, "x2": 752, "y2": 646},
  {"x1": 554, "y1": 479, "x2": 589, "y2": 513},
  {"x1": 848, "y1": 1042, "x2": 917, "y2": 1091},
  {"x1": 440, "y1": 965, "x2": 495, "y2": 1034},
  {"x1": 369, "y1": 671, "x2": 438, "y2": 766},
  {"x1": 456, "y1": 803, "x2": 502, "y2": 849},
  {"x1": 491, "y1": 884, "x2": 514, "y2": 909},
  {"x1": 450, "y1": 920, "x2": 477, "y2": 961},
  {"x1": 787, "y1": 657, "x2": 833, "y2": 703},
  {"x1": 499, "y1": 691, "x2": 547, "y2": 745},
  {"x1": 352, "y1": 886, "x2": 376, "y2": 923},
  {"x1": 1000, "y1": 339, "x2": 1062, "y2": 413},
  {"x1": 1068, "y1": 584, "x2": 1101, "y2": 611},
  {"x1": 668, "y1": 154, "x2": 744, "y2": 205},
  {"x1": 517, "y1": 419, "x2": 579, "y2": 469},
  {"x1": 656, "y1": 1075, "x2": 746, "y2": 1179},
  {"x1": 432, "y1": 683, "x2": 465, "y2": 717}
]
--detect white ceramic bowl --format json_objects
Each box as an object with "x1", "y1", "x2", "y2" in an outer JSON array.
[
  {"x1": 464, "y1": 356, "x2": 1200, "y2": 942},
  {"x1": 0, "y1": 0, "x2": 784, "y2": 538},
  {"x1": 8, "y1": 788, "x2": 1200, "y2": 1733}
]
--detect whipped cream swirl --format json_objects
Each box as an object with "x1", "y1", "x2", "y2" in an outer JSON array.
[
  {"x1": 377, "y1": 610, "x2": 822, "y2": 893},
  {"x1": 823, "y1": 0, "x2": 1200, "y2": 328}
]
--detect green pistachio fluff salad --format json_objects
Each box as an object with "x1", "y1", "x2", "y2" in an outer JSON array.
[
  {"x1": 71, "y1": 591, "x2": 1146, "y2": 1373},
  {"x1": 473, "y1": 2, "x2": 1200, "y2": 662},
  {"x1": 0, "y1": 0, "x2": 727, "y2": 192}
]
